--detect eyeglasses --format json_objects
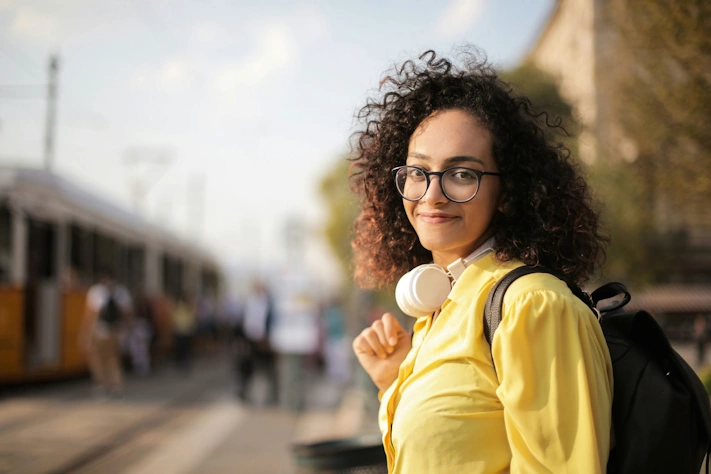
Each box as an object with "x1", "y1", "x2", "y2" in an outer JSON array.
[{"x1": 391, "y1": 165, "x2": 501, "y2": 203}]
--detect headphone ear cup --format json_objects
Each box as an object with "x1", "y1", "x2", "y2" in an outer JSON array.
[
  {"x1": 396, "y1": 264, "x2": 452, "y2": 318},
  {"x1": 396, "y1": 270, "x2": 422, "y2": 318}
]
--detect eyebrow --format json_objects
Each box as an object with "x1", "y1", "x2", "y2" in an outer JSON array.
[{"x1": 406, "y1": 152, "x2": 486, "y2": 167}]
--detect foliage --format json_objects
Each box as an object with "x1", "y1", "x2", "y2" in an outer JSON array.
[
  {"x1": 318, "y1": 157, "x2": 401, "y2": 325},
  {"x1": 502, "y1": 65, "x2": 575, "y2": 132},
  {"x1": 318, "y1": 157, "x2": 360, "y2": 280},
  {"x1": 502, "y1": 65, "x2": 581, "y2": 166},
  {"x1": 603, "y1": 0, "x2": 711, "y2": 223},
  {"x1": 587, "y1": 159, "x2": 667, "y2": 286},
  {"x1": 566, "y1": 0, "x2": 711, "y2": 286},
  {"x1": 501, "y1": 64, "x2": 657, "y2": 286},
  {"x1": 509, "y1": 4, "x2": 711, "y2": 286}
]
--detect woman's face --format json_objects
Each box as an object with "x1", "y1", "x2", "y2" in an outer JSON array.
[{"x1": 404, "y1": 109, "x2": 503, "y2": 267}]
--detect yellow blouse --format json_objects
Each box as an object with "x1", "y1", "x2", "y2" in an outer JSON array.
[{"x1": 379, "y1": 254, "x2": 613, "y2": 473}]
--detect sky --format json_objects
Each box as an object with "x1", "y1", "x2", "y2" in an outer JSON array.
[{"x1": 0, "y1": 0, "x2": 554, "y2": 291}]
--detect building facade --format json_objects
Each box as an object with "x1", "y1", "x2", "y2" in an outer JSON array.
[{"x1": 523, "y1": 0, "x2": 711, "y2": 336}]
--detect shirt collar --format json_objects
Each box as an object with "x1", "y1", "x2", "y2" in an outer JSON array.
[
  {"x1": 445, "y1": 237, "x2": 496, "y2": 280},
  {"x1": 447, "y1": 251, "x2": 510, "y2": 306}
]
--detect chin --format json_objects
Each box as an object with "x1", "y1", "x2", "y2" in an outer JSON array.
[
  {"x1": 419, "y1": 238, "x2": 460, "y2": 255},
  {"x1": 419, "y1": 233, "x2": 484, "y2": 259}
]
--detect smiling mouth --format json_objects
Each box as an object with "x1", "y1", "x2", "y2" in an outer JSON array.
[{"x1": 418, "y1": 214, "x2": 458, "y2": 223}]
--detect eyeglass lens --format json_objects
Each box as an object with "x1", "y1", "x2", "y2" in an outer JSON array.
[{"x1": 394, "y1": 167, "x2": 480, "y2": 202}]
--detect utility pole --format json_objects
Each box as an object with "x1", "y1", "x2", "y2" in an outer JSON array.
[{"x1": 44, "y1": 54, "x2": 59, "y2": 171}]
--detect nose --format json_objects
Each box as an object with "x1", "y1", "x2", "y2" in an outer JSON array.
[{"x1": 421, "y1": 174, "x2": 448, "y2": 205}]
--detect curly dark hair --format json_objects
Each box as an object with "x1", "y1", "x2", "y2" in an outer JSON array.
[{"x1": 350, "y1": 47, "x2": 608, "y2": 288}]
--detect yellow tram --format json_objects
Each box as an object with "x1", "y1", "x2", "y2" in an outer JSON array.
[{"x1": 0, "y1": 166, "x2": 221, "y2": 383}]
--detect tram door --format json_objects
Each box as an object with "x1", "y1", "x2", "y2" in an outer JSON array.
[{"x1": 24, "y1": 218, "x2": 61, "y2": 369}]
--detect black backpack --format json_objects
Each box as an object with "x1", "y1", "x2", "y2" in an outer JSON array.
[
  {"x1": 483, "y1": 266, "x2": 711, "y2": 474},
  {"x1": 99, "y1": 291, "x2": 122, "y2": 328}
]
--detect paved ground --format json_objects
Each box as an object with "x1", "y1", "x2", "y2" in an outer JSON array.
[
  {"x1": 1, "y1": 342, "x2": 706, "y2": 474},
  {"x1": 0, "y1": 350, "x2": 380, "y2": 474}
]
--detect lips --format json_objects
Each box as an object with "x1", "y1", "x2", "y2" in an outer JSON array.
[{"x1": 417, "y1": 212, "x2": 458, "y2": 224}]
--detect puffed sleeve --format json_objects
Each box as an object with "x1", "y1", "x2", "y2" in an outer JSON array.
[{"x1": 491, "y1": 288, "x2": 613, "y2": 474}]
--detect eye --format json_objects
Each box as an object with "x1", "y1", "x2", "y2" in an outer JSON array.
[
  {"x1": 448, "y1": 168, "x2": 478, "y2": 184},
  {"x1": 407, "y1": 167, "x2": 426, "y2": 180}
]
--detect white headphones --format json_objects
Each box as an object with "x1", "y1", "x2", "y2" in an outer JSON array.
[{"x1": 395, "y1": 240, "x2": 494, "y2": 318}]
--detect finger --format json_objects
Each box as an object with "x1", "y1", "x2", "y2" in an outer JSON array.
[
  {"x1": 352, "y1": 334, "x2": 370, "y2": 355},
  {"x1": 382, "y1": 313, "x2": 404, "y2": 346},
  {"x1": 352, "y1": 331, "x2": 378, "y2": 357},
  {"x1": 362, "y1": 328, "x2": 389, "y2": 359},
  {"x1": 370, "y1": 320, "x2": 393, "y2": 353}
]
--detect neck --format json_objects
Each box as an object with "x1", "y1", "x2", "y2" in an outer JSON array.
[
  {"x1": 429, "y1": 236, "x2": 496, "y2": 284},
  {"x1": 431, "y1": 234, "x2": 496, "y2": 268}
]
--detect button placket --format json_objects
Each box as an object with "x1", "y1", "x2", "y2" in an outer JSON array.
[{"x1": 384, "y1": 314, "x2": 433, "y2": 467}]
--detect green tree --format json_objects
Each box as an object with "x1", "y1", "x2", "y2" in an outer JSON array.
[
  {"x1": 603, "y1": 0, "x2": 711, "y2": 221},
  {"x1": 503, "y1": 65, "x2": 575, "y2": 130},
  {"x1": 503, "y1": 64, "x2": 581, "y2": 163},
  {"x1": 590, "y1": 0, "x2": 711, "y2": 286},
  {"x1": 501, "y1": 64, "x2": 656, "y2": 286},
  {"x1": 318, "y1": 157, "x2": 403, "y2": 328},
  {"x1": 319, "y1": 156, "x2": 360, "y2": 280}
]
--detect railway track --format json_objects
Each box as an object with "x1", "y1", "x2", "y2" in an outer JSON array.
[{"x1": 0, "y1": 357, "x2": 236, "y2": 474}]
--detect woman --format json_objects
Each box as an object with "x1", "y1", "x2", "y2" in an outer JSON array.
[{"x1": 351, "y1": 48, "x2": 613, "y2": 473}]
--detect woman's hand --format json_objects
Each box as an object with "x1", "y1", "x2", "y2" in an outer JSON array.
[{"x1": 353, "y1": 313, "x2": 412, "y2": 392}]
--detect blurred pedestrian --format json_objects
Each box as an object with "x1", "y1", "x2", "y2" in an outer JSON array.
[
  {"x1": 196, "y1": 290, "x2": 218, "y2": 353},
  {"x1": 237, "y1": 281, "x2": 278, "y2": 404},
  {"x1": 322, "y1": 295, "x2": 351, "y2": 386},
  {"x1": 172, "y1": 292, "x2": 196, "y2": 372},
  {"x1": 79, "y1": 269, "x2": 132, "y2": 398},
  {"x1": 220, "y1": 295, "x2": 251, "y2": 395},
  {"x1": 127, "y1": 293, "x2": 154, "y2": 376},
  {"x1": 271, "y1": 275, "x2": 321, "y2": 412},
  {"x1": 220, "y1": 294, "x2": 244, "y2": 345}
]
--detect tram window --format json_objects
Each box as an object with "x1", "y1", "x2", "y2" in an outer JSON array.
[
  {"x1": 116, "y1": 243, "x2": 128, "y2": 285},
  {"x1": 162, "y1": 254, "x2": 183, "y2": 300},
  {"x1": 93, "y1": 233, "x2": 118, "y2": 281},
  {"x1": 126, "y1": 246, "x2": 145, "y2": 293},
  {"x1": 0, "y1": 206, "x2": 10, "y2": 283},
  {"x1": 70, "y1": 224, "x2": 93, "y2": 286},
  {"x1": 27, "y1": 219, "x2": 56, "y2": 280}
]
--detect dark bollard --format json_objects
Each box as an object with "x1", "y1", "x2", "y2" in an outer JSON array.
[{"x1": 292, "y1": 434, "x2": 387, "y2": 474}]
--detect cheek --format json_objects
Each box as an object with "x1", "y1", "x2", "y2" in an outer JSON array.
[
  {"x1": 481, "y1": 182, "x2": 504, "y2": 213},
  {"x1": 463, "y1": 195, "x2": 499, "y2": 227},
  {"x1": 403, "y1": 200, "x2": 416, "y2": 224}
]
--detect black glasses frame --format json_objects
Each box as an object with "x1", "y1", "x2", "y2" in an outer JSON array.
[{"x1": 391, "y1": 165, "x2": 502, "y2": 203}]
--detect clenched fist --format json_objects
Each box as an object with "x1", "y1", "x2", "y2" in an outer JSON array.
[{"x1": 352, "y1": 312, "x2": 412, "y2": 392}]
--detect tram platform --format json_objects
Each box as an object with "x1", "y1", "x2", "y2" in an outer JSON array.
[
  {"x1": 0, "y1": 350, "x2": 379, "y2": 474},
  {"x1": 1, "y1": 342, "x2": 706, "y2": 474}
]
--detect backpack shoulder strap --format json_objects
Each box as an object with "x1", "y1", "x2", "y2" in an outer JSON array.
[{"x1": 483, "y1": 266, "x2": 592, "y2": 347}]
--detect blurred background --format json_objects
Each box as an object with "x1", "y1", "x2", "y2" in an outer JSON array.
[{"x1": 0, "y1": 0, "x2": 709, "y2": 473}]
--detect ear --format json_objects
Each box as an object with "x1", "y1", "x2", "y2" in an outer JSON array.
[{"x1": 497, "y1": 191, "x2": 506, "y2": 214}]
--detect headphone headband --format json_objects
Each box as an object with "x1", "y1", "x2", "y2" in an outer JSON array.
[{"x1": 395, "y1": 239, "x2": 495, "y2": 318}]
